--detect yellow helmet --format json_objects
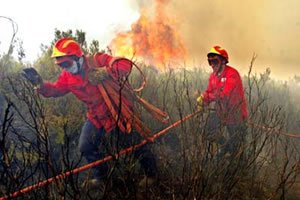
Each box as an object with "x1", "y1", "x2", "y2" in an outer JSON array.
[
  {"x1": 207, "y1": 46, "x2": 229, "y2": 63},
  {"x1": 51, "y1": 38, "x2": 83, "y2": 58}
]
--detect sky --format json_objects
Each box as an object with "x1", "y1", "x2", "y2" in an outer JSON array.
[
  {"x1": 1, "y1": 0, "x2": 299, "y2": 81},
  {"x1": 0, "y1": 0, "x2": 140, "y2": 60}
]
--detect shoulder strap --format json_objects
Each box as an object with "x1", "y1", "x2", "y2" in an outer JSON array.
[{"x1": 97, "y1": 83, "x2": 129, "y2": 133}]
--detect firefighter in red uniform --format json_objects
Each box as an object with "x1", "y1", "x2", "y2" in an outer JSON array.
[
  {"x1": 197, "y1": 46, "x2": 248, "y2": 158},
  {"x1": 22, "y1": 38, "x2": 159, "y2": 187}
]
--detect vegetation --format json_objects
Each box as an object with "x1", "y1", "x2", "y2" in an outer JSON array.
[{"x1": 0, "y1": 29, "x2": 299, "y2": 200}]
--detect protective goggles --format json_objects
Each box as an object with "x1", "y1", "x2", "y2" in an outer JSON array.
[
  {"x1": 55, "y1": 57, "x2": 74, "y2": 68},
  {"x1": 207, "y1": 57, "x2": 221, "y2": 66}
]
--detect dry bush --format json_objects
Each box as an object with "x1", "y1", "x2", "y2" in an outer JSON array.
[{"x1": 0, "y1": 58, "x2": 299, "y2": 200}]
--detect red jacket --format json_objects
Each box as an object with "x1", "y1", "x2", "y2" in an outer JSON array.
[
  {"x1": 39, "y1": 53, "x2": 133, "y2": 133},
  {"x1": 202, "y1": 65, "x2": 248, "y2": 125}
]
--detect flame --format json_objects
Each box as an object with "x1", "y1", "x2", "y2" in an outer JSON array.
[{"x1": 109, "y1": 0, "x2": 187, "y2": 70}]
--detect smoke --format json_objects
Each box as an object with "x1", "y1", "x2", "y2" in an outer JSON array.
[{"x1": 126, "y1": 0, "x2": 299, "y2": 80}]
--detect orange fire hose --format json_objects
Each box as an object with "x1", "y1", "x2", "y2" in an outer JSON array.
[{"x1": 0, "y1": 110, "x2": 202, "y2": 200}]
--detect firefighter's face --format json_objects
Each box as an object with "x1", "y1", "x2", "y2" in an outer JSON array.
[
  {"x1": 208, "y1": 55, "x2": 224, "y2": 74},
  {"x1": 55, "y1": 56, "x2": 74, "y2": 69},
  {"x1": 55, "y1": 56, "x2": 82, "y2": 74}
]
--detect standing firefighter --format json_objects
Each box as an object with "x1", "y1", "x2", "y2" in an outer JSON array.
[
  {"x1": 197, "y1": 46, "x2": 248, "y2": 159},
  {"x1": 22, "y1": 38, "x2": 168, "y2": 188}
]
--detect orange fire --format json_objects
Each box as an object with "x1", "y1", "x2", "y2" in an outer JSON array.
[{"x1": 109, "y1": 0, "x2": 187, "y2": 70}]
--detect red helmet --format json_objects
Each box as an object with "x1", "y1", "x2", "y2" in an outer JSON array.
[
  {"x1": 207, "y1": 46, "x2": 229, "y2": 63},
  {"x1": 51, "y1": 38, "x2": 83, "y2": 58}
]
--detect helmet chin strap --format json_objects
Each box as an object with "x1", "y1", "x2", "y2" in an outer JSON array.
[
  {"x1": 65, "y1": 57, "x2": 84, "y2": 75},
  {"x1": 216, "y1": 62, "x2": 226, "y2": 76},
  {"x1": 75, "y1": 57, "x2": 84, "y2": 74}
]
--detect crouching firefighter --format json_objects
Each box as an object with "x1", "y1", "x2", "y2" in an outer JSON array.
[{"x1": 22, "y1": 38, "x2": 169, "y2": 188}]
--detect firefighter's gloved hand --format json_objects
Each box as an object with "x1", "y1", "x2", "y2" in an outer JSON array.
[
  {"x1": 196, "y1": 95, "x2": 204, "y2": 111},
  {"x1": 88, "y1": 67, "x2": 110, "y2": 85},
  {"x1": 22, "y1": 67, "x2": 43, "y2": 87}
]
